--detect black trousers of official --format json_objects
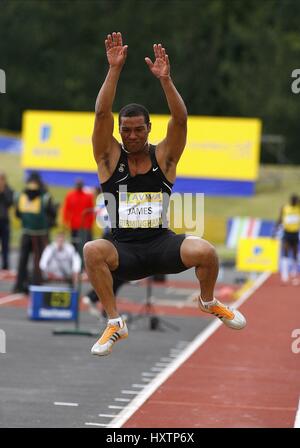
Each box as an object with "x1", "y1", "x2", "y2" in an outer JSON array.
[
  {"x1": 71, "y1": 229, "x2": 93, "y2": 254},
  {"x1": 0, "y1": 218, "x2": 10, "y2": 270},
  {"x1": 15, "y1": 233, "x2": 48, "y2": 291}
]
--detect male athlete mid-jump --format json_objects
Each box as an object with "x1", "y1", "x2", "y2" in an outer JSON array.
[{"x1": 84, "y1": 32, "x2": 246, "y2": 356}]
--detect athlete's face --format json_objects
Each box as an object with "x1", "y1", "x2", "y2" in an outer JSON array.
[{"x1": 119, "y1": 115, "x2": 151, "y2": 153}]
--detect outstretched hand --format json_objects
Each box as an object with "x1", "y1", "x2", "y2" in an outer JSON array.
[
  {"x1": 145, "y1": 44, "x2": 170, "y2": 79},
  {"x1": 105, "y1": 32, "x2": 128, "y2": 69}
]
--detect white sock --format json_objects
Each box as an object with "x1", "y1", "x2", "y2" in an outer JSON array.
[
  {"x1": 291, "y1": 260, "x2": 298, "y2": 277},
  {"x1": 200, "y1": 297, "x2": 217, "y2": 307},
  {"x1": 108, "y1": 317, "x2": 124, "y2": 328},
  {"x1": 281, "y1": 257, "x2": 289, "y2": 282}
]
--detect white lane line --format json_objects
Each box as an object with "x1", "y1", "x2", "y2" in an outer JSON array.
[
  {"x1": 114, "y1": 398, "x2": 130, "y2": 402},
  {"x1": 131, "y1": 384, "x2": 145, "y2": 388},
  {"x1": 109, "y1": 405, "x2": 126, "y2": 410},
  {"x1": 151, "y1": 367, "x2": 164, "y2": 372},
  {"x1": 85, "y1": 422, "x2": 112, "y2": 427},
  {"x1": 155, "y1": 363, "x2": 169, "y2": 367},
  {"x1": 54, "y1": 402, "x2": 79, "y2": 407},
  {"x1": 141, "y1": 378, "x2": 151, "y2": 382},
  {"x1": 160, "y1": 357, "x2": 173, "y2": 362},
  {"x1": 121, "y1": 390, "x2": 139, "y2": 395},
  {"x1": 98, "y1": 413, "x2": 117, "y2": 418},
  {"x1": 294, "y1": 397, "x2": 300, "y2": 428},
  {"x1": 0, "y1": 294, "x2": 24, "y2": 306},
  {"x1": 141, "y1": 372, "x2": 155, "y2": 377},
  {"x1": 109, "y1": 271, "x2": 271, "y2": 428}
]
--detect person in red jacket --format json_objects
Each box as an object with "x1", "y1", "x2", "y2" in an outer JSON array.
[{"x1": 62, "y1": 179, "x2": 95, "y2": 252}]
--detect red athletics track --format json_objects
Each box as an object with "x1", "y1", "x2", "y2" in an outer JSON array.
[{"x1": 121, "y1": 273, "x2": 300, "y2": 428}]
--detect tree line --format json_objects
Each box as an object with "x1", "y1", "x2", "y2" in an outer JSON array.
[{"x1": 0, "y1": 0, "x2": 300, "y2": 163}]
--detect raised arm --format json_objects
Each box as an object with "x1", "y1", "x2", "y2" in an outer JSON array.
[
  {"x1": 145, "y1": 44, "x2": 187, "y2": 165},
  {"x1": 92, "y1": 32, "x2": 128, "y2": 166}
]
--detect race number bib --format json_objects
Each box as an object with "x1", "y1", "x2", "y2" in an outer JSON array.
[
  {"x1": 119, "y1": 192, "x2": 163, "y2": 228},
  {"x1": 283, "y1": 214, "x2": 300, "y2": 225}
]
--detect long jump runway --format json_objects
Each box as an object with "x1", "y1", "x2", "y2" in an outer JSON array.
[
  {"x1": 111, "y1": 273, "x2": 300, "y2": 428},
  {"x1": 0, "y1": 272, "x2": 299, "y2": 428}
]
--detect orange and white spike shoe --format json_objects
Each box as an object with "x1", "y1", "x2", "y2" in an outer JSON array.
[
  {"x1": 91, "y1": 319, "x2": 128, "y2": 356},
  {"x1": 198, "y1": 297, "x2": 246, "y2": 330}
]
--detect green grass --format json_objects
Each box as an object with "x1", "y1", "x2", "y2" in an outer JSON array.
[
  {"x1": 207, "y1": 165, "x2": 300, "y2": 220},
  {"x1": 1, "y1": 152, "x2": 299, "y2": 258}
]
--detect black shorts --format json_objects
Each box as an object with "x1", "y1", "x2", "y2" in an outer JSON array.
[
  {"x1": 282, "y1": 231, "x2": 299, "y2": 247},
  {"x1": 110, "y1": 230, "x2": 187, "y2": 281}
]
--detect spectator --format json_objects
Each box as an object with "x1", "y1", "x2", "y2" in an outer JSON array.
[
  {"x1": 13, "y1": 172, "x2": 56, "y2": 293},
  {"x1": 0, "y1": 171, "x2": 14, "y2": 270},
  {"x1": 62, "y1": 178, "x2": 94, "y2": 252},
  {"x1": 274, "y1": 193, "x2": 300, "y2": 283},
  {"x1": 39, "y1": 231, "x2": 81, "y2": 288}
]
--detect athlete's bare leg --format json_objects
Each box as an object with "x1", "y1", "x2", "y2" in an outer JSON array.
[
  {"x1": 180, "y1": 236, "x2": 219, "y2": 301},
  {"x1": 83, "y1": 239, "x2": 119, "y2": 318},
  {"x1": 180, "y1": 236, "x2": 246, "y2": 330}
]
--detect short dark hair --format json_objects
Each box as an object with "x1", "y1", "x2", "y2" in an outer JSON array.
[
  {"x1": 27, "y1": 171, "x2": 43, "y2": 188},
  {"x1": 119, "y1": 103, "x2": 150, "y2": 127},
  {"x1": 290, "y1": 194, "x2": 299, "y2": 206}
]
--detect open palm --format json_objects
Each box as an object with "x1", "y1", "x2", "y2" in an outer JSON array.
[
  {"x1": 145, "y1": 44, "x2": 170, "y2": 79},
  {"x1": 105, "y1": 32, "x2": 128, "y2": 68}
]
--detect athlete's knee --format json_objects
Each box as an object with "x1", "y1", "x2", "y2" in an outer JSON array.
[
  {"x1": 83, "y1": 239, "x2": 118, "y2": 270},
  {"x1": 181, "y1": 237, "x2": 218, "y2": 267},
  {"x1": 198, "y1": 240, "x2": 218, "y2": 264},
  {"x1": 83, "y1": 240, "x2": 106, "y2": 265}
]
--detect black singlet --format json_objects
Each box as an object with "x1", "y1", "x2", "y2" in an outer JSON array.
[{"x1": 100, "y1": 144, "x2": 173, "y2": 242}]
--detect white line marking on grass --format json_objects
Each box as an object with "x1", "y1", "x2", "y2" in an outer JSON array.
[
  {"x1": 294, "y1": 397, "x2": 300, "y2": 428},
  {"x1": 109, "y1": 271, "x2": 271, "y2": 428},
  {"x1": 54, "y1": 402, "x2": 79, "y2": 407}
]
